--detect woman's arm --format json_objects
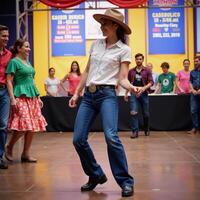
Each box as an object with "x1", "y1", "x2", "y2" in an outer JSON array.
[
  {"x1": 118, "y1": 61, "x2": 137, "y2": 92},
  {"x1": 6, "y1": 74, "x2": 17, "y2": 110},
  {"x1": 37, "y1": 96, "x2": 44, "y2": 107},
  {"x1": 44, "y1": 84, "x2": 48, "y2": 94},
  {"x1": 124, "y1": 89, "x2": 129, "y2": 102},
  {"x1": 175, "y1": 77, "x2": 181, "y2": 93},
  {"x1": 60, "y1": 74, "x2": 69, "y2": 93},
  {"x1": 61, "y1": 74, "x2": 68, "y2": 83},
  {"x1": 44, "y1": 84, "x2": 54, "y2": 96},
  {"x1": 69, "y1": 58, "x2": 90, "y2": 107}
]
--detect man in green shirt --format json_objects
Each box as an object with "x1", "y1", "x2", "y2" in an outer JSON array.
[{"x1": 154, "y1": 62, "x2": 176, "y2": 94}]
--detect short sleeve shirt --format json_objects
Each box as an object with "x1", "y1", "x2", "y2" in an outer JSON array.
[
  {"x1": 158, "y1": 72, "x2": 176, "y2": 93},
  {"x1": 6, "y1": 57, "x2": 39, "y2": 97},
  {"x1": 44, "y1": 77, "x2": 60, "y2": 95},
  {"x1": 176, "y1": 70, "x2": 190, "y2": 94},
  {"x1": 86, "y1": 39, "x2": 131, "y2": 86},
  {"x1": 0, "y1": 48, "x2": 12, "y2": 84}
]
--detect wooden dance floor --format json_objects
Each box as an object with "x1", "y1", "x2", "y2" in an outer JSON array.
[{"x1": 0, "y1": 131, "x2": 200, "y2": 200}]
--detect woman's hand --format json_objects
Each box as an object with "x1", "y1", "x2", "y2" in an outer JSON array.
[
  {"x1": 10, "y1": 97, "x2": 18, "y2": 113},
  {"x1": 69, "y1": 94, "x2": 79, "y2": 108},
  {"x1": 38, "y1": 97, "x2": 44, "y2": 108},
  {"x1": 124, "y1": 93, "x2": 129, "y2": 102},
  {"x1": 131, "y1": 86, "x2": 140, "y2": 94}
]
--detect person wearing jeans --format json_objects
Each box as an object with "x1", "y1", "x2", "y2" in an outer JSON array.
[
  {"x1": 189, "y1": 56, "x2": 200, "y2": 134},
  {"x1": 69, "y1": 9, "x2": 138, "y2": 197},
  {"x1": 0, "y1": 25, "x2": 12, "y2": 169},
  {"x1": 125, "y1": 53, "x2": 153, "y2": 139},
  {"x1": 128, "y1": 92, "x2": 149, "y2": 136},
  {"x1": 73, "y1": 87, "x2": 133, "y2": 187}
]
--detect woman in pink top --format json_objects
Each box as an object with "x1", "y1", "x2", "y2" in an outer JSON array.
[
  {"x1": 61, "y1": 61, "x2": 82, "y2": 96},
  {"x1": 176, "y1": 59, "x2": 190, "y2": 94}
]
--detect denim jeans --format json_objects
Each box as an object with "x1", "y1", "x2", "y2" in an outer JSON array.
[
  {"x1": 0, "y1": 88, "x2": 10, "y2": 159},
  {"x1": 128, "y1": 93, "x2": 149, "y2": 133},
  {"x1": 73, "y1": 88, "x2": 133, "y2": 188},
  {"x1": 190, "y1": 94, "x2": 200, "y2": 130}
]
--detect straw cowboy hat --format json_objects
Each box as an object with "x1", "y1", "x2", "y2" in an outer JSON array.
[{"x1": 93, "y1": 9, "x2": 131, "y2": 35}]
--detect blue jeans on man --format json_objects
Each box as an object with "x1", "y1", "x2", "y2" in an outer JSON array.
[
  {"x1": 128, "y1": 93, "x2": 149, "y2": 137},
  {"x1": 190, "y1": 94, "x2": 200, "y2": 130},
  {"x1": 0, "y1": 88, "x2": 10, "y2": 159},
  {"x1": 73, "y1": 88, "x2": 133, "y2": 188}
]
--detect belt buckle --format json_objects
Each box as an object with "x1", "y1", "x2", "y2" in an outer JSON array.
[
  {"x1": 0, "y1": 84, "x2": 6, "y2": 89},
  {"x1": 88, "y1": 84, "x2": 97, "y2": 93}
]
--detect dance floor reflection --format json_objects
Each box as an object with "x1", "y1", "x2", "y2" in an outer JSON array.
[{"x1": 0, "y1": 132, "x2": 200, "y2": 200}]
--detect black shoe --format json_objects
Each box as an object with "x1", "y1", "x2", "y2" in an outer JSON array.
[
  {"x1": 130, "y1": 132, "x2": 138, "y2": 139},
  {"x1": 122, "y1": 185, "x2": 134, "y2": 197},
  {"x1": 145, "y1": 130, "x2": 150, "y2": 136},
  {"x1": 0, "y1": 159, "x2": 8, "y2": 169},
  {"x1": 81, "y1": 174, "x2": 107, "y2": 191}
]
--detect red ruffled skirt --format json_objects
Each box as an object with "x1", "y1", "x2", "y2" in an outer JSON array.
[{"x1": 8, "y1": 97, "x2": 47, "y2": 132}]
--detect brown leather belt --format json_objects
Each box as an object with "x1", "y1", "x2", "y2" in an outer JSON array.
[{"x1": 86, "y1": 84, "x2": 115, "y2": 93}]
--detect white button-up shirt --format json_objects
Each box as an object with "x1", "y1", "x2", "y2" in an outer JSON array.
[{"x1": 86, "y1": 39, "x2": 131, "y2": 86}]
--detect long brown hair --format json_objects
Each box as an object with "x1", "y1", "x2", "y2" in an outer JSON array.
[
  {"x1": 70, "y1": 61, "x2": 81, "y2": 76},
  {"x1": 116, "y1": 25, "x2": 126, "y2": 44}
]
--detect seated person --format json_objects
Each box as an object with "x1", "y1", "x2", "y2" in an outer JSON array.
[
  {"x1": 154, "y1": 62, "x2": 176, "y2": 94},
  {"x1": 44, "y1": 67, "x2": 60, "y2": 97},
  {"x1": 176, "y1": 59, "x2": 190, "y2": 94}
]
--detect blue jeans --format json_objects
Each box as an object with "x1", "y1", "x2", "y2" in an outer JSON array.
[
  {"x1": 128, "y1": 93, "x2": 149, "y2": 133},
  {"x1": 73, "y1": 88, "x2": 133, "y2": 188},
  {"x1": 190, "y1": 94, "x2": 200, "y2": 130},
  {"x1": 0, "y1": 88, "x2": 10, "y2": 159}
]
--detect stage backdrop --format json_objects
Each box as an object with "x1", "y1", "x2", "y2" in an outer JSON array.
[
  {"x1": 51, "y1": 3, "x2": 85, "y2": 56},
  {"x1": 85, "y1": 1, "x2": 126, "y2": 39},
  {"x1": 33, "y1": 2, "x2": 194, "y2": 96},
  {"x1": 148, "y1": 0, "x2": 185, "y2": 54}
]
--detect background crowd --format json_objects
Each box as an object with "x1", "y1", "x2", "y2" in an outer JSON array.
[{"x1": 44, "y1": 56, "x2": 200, "y2": 97}]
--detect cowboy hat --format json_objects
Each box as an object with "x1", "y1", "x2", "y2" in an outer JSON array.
[{"x1": 93, "y1": 9, "x2": 131, "y2": 35}]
